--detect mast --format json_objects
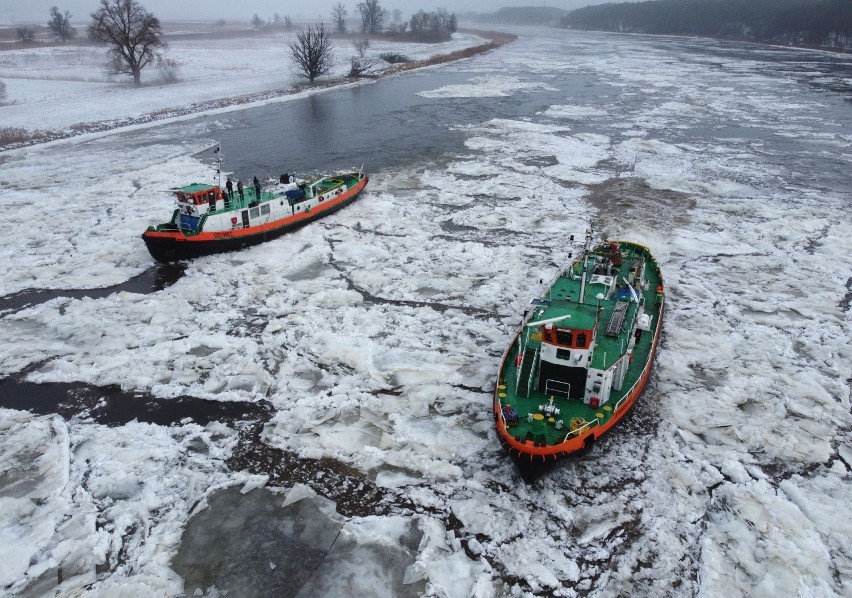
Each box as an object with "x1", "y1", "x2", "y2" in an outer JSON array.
[
  {"x1": 578, "y1": 226, "x2": 594, "y2": 304},
  {"x1": 214, "y1": 144, "x2": 222, "y2": 189}
]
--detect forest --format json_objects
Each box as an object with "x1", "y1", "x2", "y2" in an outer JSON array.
[{"x1": 561, "y1": 0, "x2": 852, "y2": 50}]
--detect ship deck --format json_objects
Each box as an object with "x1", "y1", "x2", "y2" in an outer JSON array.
[{"x1": 497, "y1": 242, "x2": 664, "y2": 447}]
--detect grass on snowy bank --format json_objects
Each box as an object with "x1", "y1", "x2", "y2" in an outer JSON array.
[
  {"x1": 0, "y1": 30, "x2": 516, "y2": 152},
  {"x1": 0, "y1": 127, "x2": 35, "y2": 146}
]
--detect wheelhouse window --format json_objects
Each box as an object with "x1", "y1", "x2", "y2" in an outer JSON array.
[
  {"x1": 576, "y1": 333, "x2": 588, "y2": 347},
  {"x1": 556, "y1": 348, "x2": 571, "y2": 361},
  {"x1": 555, "y1": 329, "x2": 573, "y2": 345}
]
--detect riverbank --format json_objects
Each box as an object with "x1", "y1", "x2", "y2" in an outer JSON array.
[{"x1": 0, "y1": 29, "x2": 515, "y2": 152}]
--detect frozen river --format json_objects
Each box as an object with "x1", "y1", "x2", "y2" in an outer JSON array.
[{"x1": 1, "y1": 26, "x2": 850, "y2": 597}]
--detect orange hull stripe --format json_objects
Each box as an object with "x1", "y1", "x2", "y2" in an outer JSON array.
[
  {"x1": 495, "y1": 296, "x2": 665, "y2": 457},
  {"x1": 145, "y1": 177, "x2": 367, "y2": 242}
]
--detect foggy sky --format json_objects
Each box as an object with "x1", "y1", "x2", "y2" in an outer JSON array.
[{"x1": 2, "y1": 0, "x2": 618, "y2": 25}]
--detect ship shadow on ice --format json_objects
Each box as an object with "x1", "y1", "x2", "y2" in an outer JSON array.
[{"x1": 0, "y1": 262, "x2": 186, "y2": 316}]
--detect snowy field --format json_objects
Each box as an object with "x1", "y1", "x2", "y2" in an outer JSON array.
[
  {"x1": 1, "y1": 25, "x2": 851, "y2": 598},
  {"x1": 0, "y1": 26, "x2": 487, "y2": 134}
]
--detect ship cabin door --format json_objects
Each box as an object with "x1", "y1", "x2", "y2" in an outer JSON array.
[
  {"x1": 537, "y1": 326, "x2": 589, "y2": 400},
  {"x1": 538, "y1": 359, "x2": 587, "y2": 399}
]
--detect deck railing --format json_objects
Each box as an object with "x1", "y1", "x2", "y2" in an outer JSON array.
[
  {"x1": 613, "y1": 296, "x2": 664, "y2": 413},
  {"x1": 561, "y1": 418, "x2": 599, "y2": 443}
]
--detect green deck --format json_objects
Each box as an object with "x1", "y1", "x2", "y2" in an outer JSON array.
[
  {"x1": 497, "y1": 241, "x2": 664, "y2": 446},
  {"x1": 151, "y1": 173, "x2": 361, "y2": 232}
]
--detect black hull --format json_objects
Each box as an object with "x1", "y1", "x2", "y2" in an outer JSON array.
[
  {"x1": 143, "y1": 191, "x2": 361, "y2": 263},
  {"x1": 496, "y1": 425, "x2": 598, "y2": 484},
  {"x1": 498, "y1": 436, "x2": 566, "y2": 483}
]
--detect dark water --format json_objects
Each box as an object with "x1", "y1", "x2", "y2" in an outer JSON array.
[
  {"x1": 185, "y1": 71, "x2": 606, "y2": 179},
  {"x1": 0, "y1": 263, "x2": 185, "y2": 315},
  {"x1": 0, "y1": 372, "x2": 271, "y2": 426}
]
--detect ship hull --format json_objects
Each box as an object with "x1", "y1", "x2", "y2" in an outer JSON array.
[
  {"x1": 493, "y1": 240, "x2": 665, "y2": 483},
  {"x1": 142, "y1": 174, "x2": 367, "y2": 262},
  {"x1": 496, "y1": 298, "x2": 664, "y2": 483}
]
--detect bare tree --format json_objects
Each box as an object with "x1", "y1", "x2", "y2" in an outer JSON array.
[
  {"x1": 16, "y1": 27, "x2": 35, "y2": 42},
  {"x1": 409, "y1": 9, "x2": 456, "y2": 41},
  {"x1": 332, "y1": 3, "x2": 348, "y2": 34},
  {"x1": 353, "y1": 37, "x2": 370, "y2": 56},
  {"x1": 284, "y1": 16, "x2": 293, "y2": 31},
  {"x1": 288, "y1": 23, "x2": 334, "y2": 83},
  {"x1": 349, "y1": 38, "x2": 378, "y2": 77},
  {"x1": 48, "y1": 6, "x2": 77, "y2": 41},
  {"x1": 157, "y1": 56, "x2": 180, "y2": 83},
  {"x1": 357, "y1": 0, "x2": 385, "y2": 34},
  {"x1": 387, "y1": 8, "x2": 405, "y2": 35},
  {"x1": 251, "y1": 14, "x2": 264, "y2": 30},
  {"x1": 88, "y1": 0, "x2": 166, "y2": 87}
]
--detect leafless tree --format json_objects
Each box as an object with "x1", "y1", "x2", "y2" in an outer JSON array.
[
  {"x1": 357, "y1": 0, "x2": 385, "y2": 34},
  {"x1": 284, "y1": 16, "x2": 293, "y2": 31},
  {"x1": 288, "y1": 23, "x2": 334, "y2": 83},
  {"x1": 353, "y1": 37, "x2": 370, "y2": 56},
  {"x1": 251, "y1": 14, "x2": 264, "y2": 30},
  {"x1": 349, "y1": 37, "x2": 378, "y2": 77},
  {"x1": 88, "y1": 0, "x2": 166, "y2": 87},
  {"x1": 386, "y1": 8, "x2": 405, "y2": 35},
  {"x1": 408, "y1": 9, "x2": 456, "y2": 41},
  {"x1": 157, "y1": 56, "x2": 180, "y2": 83},
  {"x1": 48, "y1": 6, "x2": 77, "y2": 41},
  {"x1": 0, "y1": 80, "x2": 7, "y2": 104},
  {"x1": 16, "y1": 27, "x2": 35, "y2": 42},
  {"x1": 332, "y1": 3, "x2": 348, "y2": 34}
]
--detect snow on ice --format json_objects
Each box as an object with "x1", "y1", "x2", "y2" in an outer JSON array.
[{"x1": 1, "y1": 24, "x2": 851, "y2": 598}]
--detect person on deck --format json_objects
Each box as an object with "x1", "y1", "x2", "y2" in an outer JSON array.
[
  {"x1": 607, "y1": 241, "x2": 623, "y2": 275},
  {"x1": 237, "y1": 179, "x2": 244, "y2": 202},
  {"x1": 253, "y1": 176, "x2": 261, "y2": 201},
  {"x1": 226, "y1": 177, "x2": 233, "y2": 199}
]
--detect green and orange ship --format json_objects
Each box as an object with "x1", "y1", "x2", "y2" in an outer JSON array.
[
  {"x1": 494, "y1": 230, "x2": 664, "y2": 482},
  {"x1": 143, "y1": 170, "x2": 368, "y2": 262}
]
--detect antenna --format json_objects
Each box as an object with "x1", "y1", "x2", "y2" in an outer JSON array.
[
  {"x1": 579, "y1": 225, "x2": 594, "y2": 304},
  {"x1": 213, "y1": 144, "x2": 222, "y2": 189}
]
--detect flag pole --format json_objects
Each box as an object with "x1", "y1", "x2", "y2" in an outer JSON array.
[{"x1": 214, "y1": 144, "x2": 222, "y2": 189}]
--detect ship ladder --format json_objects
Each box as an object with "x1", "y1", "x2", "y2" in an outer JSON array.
[
  {"x1": 517, "y1": 348, "x2": 538, "y2": 397},
  {"x1": 606, "y1": 300, "x2": 629, "y2": 337},
  {"x1": 525, "y1": 348, "x2": 540, "y2": 398}
]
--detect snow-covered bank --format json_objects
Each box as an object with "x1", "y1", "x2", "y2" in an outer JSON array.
[{"x1": 0, "y1": 28, "x2": 491, "y2": 148}]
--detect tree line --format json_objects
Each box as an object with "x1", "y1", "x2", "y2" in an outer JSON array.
[
  {"x1": 561, "y1": 0, "x2": 852, "y2": 50},
  {"x1": 292, "y1": 1, "x2": 458, "y2": 82},
  {"x1": 12, "y1": 0, "x2": 457, "y2": 88}
]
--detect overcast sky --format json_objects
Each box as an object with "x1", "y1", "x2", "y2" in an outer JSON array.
[{"x1": 2, "y1": 0, "x2": 615, "y2": 24}]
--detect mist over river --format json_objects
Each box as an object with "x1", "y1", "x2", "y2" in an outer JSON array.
[{"x1": 0, "y1": 26, "x2": 850, "y2": 597}]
